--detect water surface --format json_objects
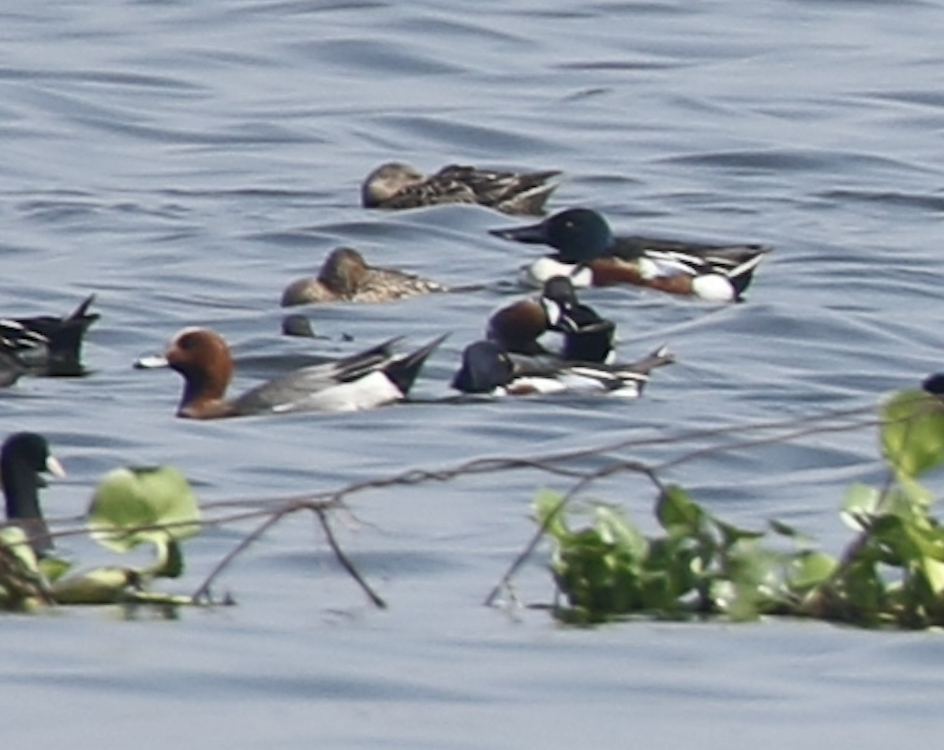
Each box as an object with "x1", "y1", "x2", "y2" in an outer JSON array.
[{"x1": 3, "y1": 0, "x2": 944, "y2": 747}]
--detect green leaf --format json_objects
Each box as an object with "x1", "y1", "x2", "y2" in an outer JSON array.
[
  {"x1": 51, "y1": 566, "x2": 138, "y2": 605},
  {"x1": 87, "y1": 466, "x2": 201, "y2": 553},
  {"x1": 38, "y1": 555, "x2": 72, "y2": 583},
  {"x1": 533, "y1": 488, "x2": 570, "y2": 540},
  {"x1": 882, "y1": 389, "x2": 944, "y2": 479},
  {"x1": 593, "y1": 505, "x2": 647, "y2": 559},
  {"x1": 149, "y1": 537, "x2": 185, "y2": 579},
  {"x1": 656, "y1": 485, "x2": 707, "y2": 536},
  {"x1": 715, "y1": 519, "x2": 765, "y2": 548},
  {"x1": 0, "y1": 526, "x2": 40, "y2": 572},
  {"x1": 841, "y1": 483, "x2": 882, "y2": 531},
  {"x1": 787, "y1": 551, "x2": 837, "y2": 591}
]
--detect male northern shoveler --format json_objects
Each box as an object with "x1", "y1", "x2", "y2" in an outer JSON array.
[
  {"x1": 451, "y1": 339, "x2": 674, "y2": 398},
  {"x1": 0, "y1": 294, "x2": 99, "y2": 382},
  {"x1": 361, "y1": 162, "x2": 561, "y2": 215},
  {"x1": 489, "y1": 207, "x2": 770, "y2": 302},
  {"x1": 137, "y1": 327, "x2": 446, "y2": 419},
  {"x1": 281, "y1": 247, "x2": 447, "y2": 307},
  {"x1": 2, "y1": 432, "x2": 66, "y2": 556},
  {"x1": 487, "y1": 275, "x2": 615, "y2": 364}
]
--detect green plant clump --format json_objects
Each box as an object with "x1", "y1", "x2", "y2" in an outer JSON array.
[
  {"x1": 0, "y1": 465, "x2": 201, "y2": 610},
  {"x1": 537, "y1": 388, "x2": 944, "y2": 628}
]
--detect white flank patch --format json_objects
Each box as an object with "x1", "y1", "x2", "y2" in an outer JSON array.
[
  {"x1": 690, "y1": 274, "x2": 736, "y2": 302},
  {"x1": 274, "y1": 370, "x2": 402, "y2": 413},
  {"x1": 520, "y1": 258, "x2": 591, "y2": 288}
]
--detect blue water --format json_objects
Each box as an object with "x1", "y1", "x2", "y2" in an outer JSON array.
[{"x1": 3, "y1": 0, "x2": 944, "y2": 746}]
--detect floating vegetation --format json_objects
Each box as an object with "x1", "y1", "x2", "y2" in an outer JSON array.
[
  {"x1": 0, "y1": 466, "x2": 201, "y2": 610},
  {"x1": 532, "y1": 388, "x2": 944, "y2": 628},
  {"x1": 5, "y1": 386, "x2": 944, "y2": 630}
]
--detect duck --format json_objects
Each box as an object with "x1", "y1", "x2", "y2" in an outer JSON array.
[
  {"x1": 2, "y1": 432, "x2": 66, "y2": 555},
  {"x1": 452, "y1": 339, "x2": 674, "y2": 398},
  {"x1": 141, "y1": 327, "x2": 446, "y2": 419},
  {"x1": 0, "y1": 294, "x2": 99, "y2": 380},
  {"x1": 487, "y1": 275, "x2": 615, "y2": 364},
  {"x1": 361, "y1": 162, "x2": 561, "y2": 215},
  {"x1": 281, "y1": 247, "x2": 447, "y2": 307},
  {"x1": 489, "y1": 207, "x2": 770, "y2": 302}
]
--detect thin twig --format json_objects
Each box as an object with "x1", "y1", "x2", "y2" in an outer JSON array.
[{"x1": 314, "y1": 507, "x2": 386, "y2": 609}]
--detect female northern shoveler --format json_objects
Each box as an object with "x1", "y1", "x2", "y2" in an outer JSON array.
[
  {"x1": 451, "y1": 339, "x2": 674, "y2": 398},
  {"x1": 361, "y1": 162, "x2": 561, "y2": 215},
  {"x1": 281, "y1": 247, "x2": 447, "y2": 307},
  {"x1": 486, "y1": 275, "x2": 615, "y2": 364},
  {"x1": 489, "y1": 207, "x2": 770, "y2": 302},
  {"x1": 137, "y1": 327, "x2": 446, "y2": 419}
]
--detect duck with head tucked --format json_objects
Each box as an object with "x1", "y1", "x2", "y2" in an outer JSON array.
[
  {"x1": 452, "y1": 339, "x2": 674, "y2": 399},
  {"x1": 487, "y1": 275, "x2": 616, "y2": 364},
  {"x1": 0, "y1": 294, "x2": 99, "y2": 384},
  {"x1": 281, "y1": 247, "x2": 447, "y2": 307},
  {"x1": 490, "y1": 208, "x2": 770, "y2": 302},
  {"x1": 361, "y1": 162, "x2": 561, "y2": 215},
  {"x1": 2, "y1": 432, "x2": 66, "y2": 556},
  {"x1": 138, "y1": 327, "x2": 446, "y2": 419}
]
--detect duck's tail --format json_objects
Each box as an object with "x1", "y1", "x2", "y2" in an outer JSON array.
[
  {"x1": 611, "y1": 344, "x2": 676, "y2": 396},
  {"x1": 723, "y1": 248, "x2": 770, "y2": 300},
  {"x1": 622, "y1": 344, "x2": 676, "y2": 377},
  {"x1": 384, "y1": 333, "x2": 449, "y2": 396},
  {"x1": 499, "y1": 171, "x2": 562, "y2": 216}
]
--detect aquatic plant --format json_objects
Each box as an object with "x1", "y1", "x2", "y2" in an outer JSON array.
[
  {"x1": 4, "y1": 385, "x2": 944, "y2": 630},
  {"x1": 0, "y1": 466, "x2": 200, "y2": 609},
  {"x1": 532, "y1": 387, "x2": 944, "y2": 627}
]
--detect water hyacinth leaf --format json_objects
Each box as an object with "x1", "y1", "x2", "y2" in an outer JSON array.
[
  {"x1": 841, "y1": 483, "x2": 881, "y2": 531},
  {"x1": 38, "y1": 555, "x2": 72, "y2": 583},
  {"x1": 715, "y1": 519, "x2": 765, "y2": 548},
  {"x1": 788, "y1": 551, "x2": 837, "y2": 591},
  {"x1": 920, "y1": 557, "x2": 944, "y2": 596},
  {"x1": 51, "y1": 566, "x2": 138, "y2": 605},
  {"x1": 895, "y1": 475, "x2": 935, "y2": 509},
  {"x1": 769, "y1": 519, "x2": 802, "y2": 538},
  {"x1": 656, "y1": 485, "x2": 707, "y2": 536},
  {"x1": 149, "y1": 538, "x2": 185, "y2": 579},
  {"x1": 533, "y1": 488, "x2": 569, "y2": 539},
  {"x1": 0, "y1": 527, "x2": 49, "y2": 609},
  {"x1": 0, "y1": 526, "x2": 40, "y2": 572},
  {"x1": 881, "y1": 389, "x2": 944, "y2": 479},
  {"x1": 593, "y1": 505, "x2": 647, "y2": 558},
  {"x1": 87, "y1": 466, "x2": 201, "y2": 553}
]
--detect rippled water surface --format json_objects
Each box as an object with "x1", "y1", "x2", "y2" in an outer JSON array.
[{"x1": 4, "y1": 0, "x2": 944, "y2": 747}]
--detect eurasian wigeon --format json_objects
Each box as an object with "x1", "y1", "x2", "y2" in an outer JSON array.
[{"x1": 141, "y1": 327, "x2": 446, "y2": 419}]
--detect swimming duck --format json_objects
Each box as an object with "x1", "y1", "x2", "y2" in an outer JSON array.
[
  {"x1": 2, "y1": 432, "x2": 66, "y2": 555},
  {"x1": 142, "y1": 327, "x2": 446, "y2": 419},
  {"x1": 487, "y1": 275, "x2": 615, "y2": 364},
  {"x1": 281, "y1": 247, "x2": 447, "y2": 307},
  {"x1": 452, "y1": 340, "x2": 674, "y2": 398},
  {"x1": 0, "y1": 294, "x2": 99, "y2": 379},
  {"x1": 361, "y1": 162, "x2": 561, "y2": 215},
  {"x1": 490, "y1": 208, "x2": 770, "y2": 302}
]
